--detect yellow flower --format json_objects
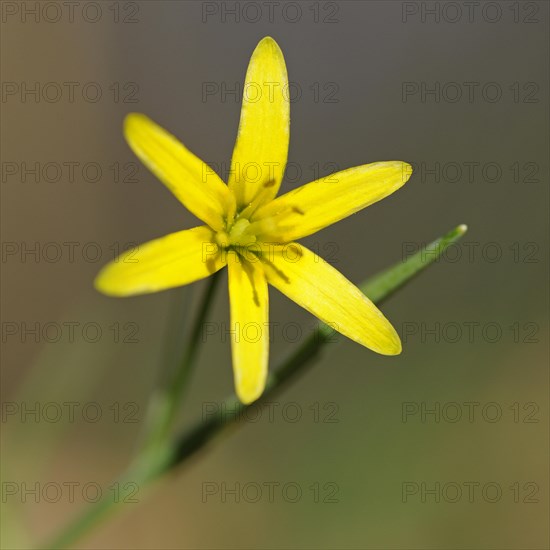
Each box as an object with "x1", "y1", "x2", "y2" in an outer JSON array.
[{"x1": 95, "y1": 37, "x2": 412, "y2": 404}]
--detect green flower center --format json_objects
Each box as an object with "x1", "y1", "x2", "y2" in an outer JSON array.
[{"x1": 215, "y1": 217, "x2": 257, "y2": 249}]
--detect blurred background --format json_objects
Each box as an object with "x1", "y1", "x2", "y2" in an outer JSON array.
[{"x1": 1, "y1": 1, "x2": 548, "y2": 548}]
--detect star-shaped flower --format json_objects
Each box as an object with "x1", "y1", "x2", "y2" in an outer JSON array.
[{"x1": 95, "y1": 37, "x2": 412, "y2": 404}]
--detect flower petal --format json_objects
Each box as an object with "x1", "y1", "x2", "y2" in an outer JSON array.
[
  {"x1": 228, "y1": 253, "x2": 269, "y2": 404},
  {"x1": 228, "y1": 37, "x2": 290, "y2": 210},
  {"x1": 124, "y1": 113, "x2": 234, "y2": 231},
  {"x1": 253, "y1": 161, "x2": 412, "y2": 242},
  {"x1": 261, "y1": 244, "x2": 401, "y2": 355},
  {"x1": 95, "y1": 226, "x2": 225, "y2": 296}
]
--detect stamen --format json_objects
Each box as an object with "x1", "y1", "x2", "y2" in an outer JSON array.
[
  {"x1": 286, "y1": 243, "x2": 303, "y2": 259},
  {"x1": 258, "y1": 254, "x2": 290, "y2": 284},
  {"x1": 239, "y1": 182, "x2": 276, "y2": 219},
  {"x1": 225, "y1": 194, "x2": 237, "y2": 226},
  {"x1": 238, "y1": 253, "x2": 261, "y2": 307}
]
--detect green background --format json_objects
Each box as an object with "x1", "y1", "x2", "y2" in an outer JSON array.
[{"x1": 1, "y1": 1, "x2": 548, "y2": 548}]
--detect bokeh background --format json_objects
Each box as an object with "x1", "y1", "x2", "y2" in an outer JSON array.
[{"x1": 1, "y1": 1, "x2": 548, "y2": 548}]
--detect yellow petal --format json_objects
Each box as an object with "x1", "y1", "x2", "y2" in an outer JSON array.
[
  {"x1": 228, "y1": 37, "x2": 290, "y2": 210},
  {"x1": 124, "y1": 113, "x2": 234, "y2": 231},
  {"x1": 253, "y1": 161, "x2": 412, "y2": 242},
  {"x1": 260, "y1": 244, "x2": 401, "y2": 355},
  {"x1": 95, "y1": 226, "x2": 225, "y2": 296},
  {"x1": 227, "y1": 253, "x2": 269, "y2": 404}
]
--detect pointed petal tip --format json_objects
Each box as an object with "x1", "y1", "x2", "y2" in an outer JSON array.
[
  {"x1": 399, "y1": 161, "x2": 414, "y2": 184},
  {"x1": 94, "y1": 271, "x2": 155, "y2": 298},
  {"x1": 93, "y1": 268, "x2": 127, "y2": 298},
  {"x1": 93, "y1": 272, "x2": 116, "y2": 297},
  {"x1": 387, "y1": 339, "x2": 403, "y2": 356},
  {"x1": 123, "y1": 112, "x2": 144, "y2": 142},
  {"x1": 236, "y1": 383, "x2": 264, "y2": 405},
  {"x1": 123, "y1": 111, "x2": 144, "y2": 127},
  {"x1": 123, "y1": 112, "x2": 153, "y2": 140},
  {"x1": 365, "y1": 316, "x2": 402, "y2": 356},
  {"x1": 259, "y1": 35, "x2": 278, "y2": 46},
  {"x1": 255, "y1": 36, "x2": 283, "y2": 56},
  {"x1": 372, "y1": 330, "x2": 402, "y2": 356}
]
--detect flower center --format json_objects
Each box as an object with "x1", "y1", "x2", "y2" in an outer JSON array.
[{"x1": 215, "y1": 217, "x2": 257, "y2": 249}]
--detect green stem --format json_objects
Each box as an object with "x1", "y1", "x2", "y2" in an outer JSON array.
[
  {"x1": 47, "y1": 273, "x2": 222, "y2": 549},
  {"x1": 142, "y1": 269, "x2": 223, "y2": 452},
  {"x1": 44, "y1": 224, "x2": 467, "y2": 550}
]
